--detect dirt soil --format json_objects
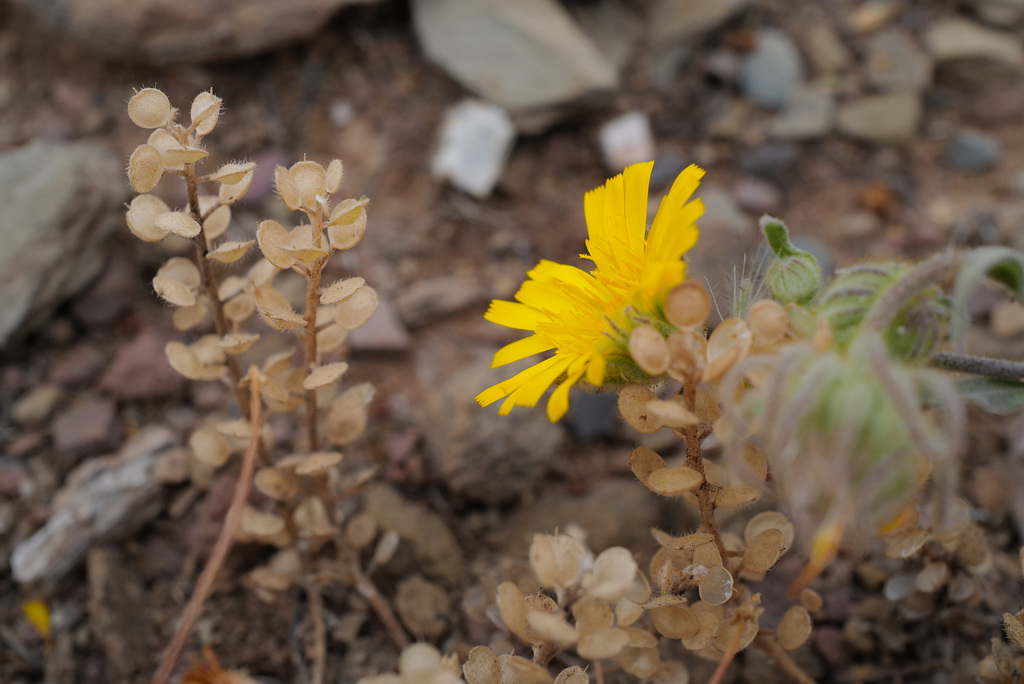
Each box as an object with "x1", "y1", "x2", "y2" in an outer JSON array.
[{"x1": 2, "y1": 1, "x2": 1024, "y2": 683}]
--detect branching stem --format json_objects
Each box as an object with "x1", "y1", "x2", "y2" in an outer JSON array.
[{"x1": 679, "y1": 378, "x2": 726, "y2": 559}]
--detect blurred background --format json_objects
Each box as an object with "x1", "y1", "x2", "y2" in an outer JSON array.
[{"x1": 2, "y1": 0, "x2": 1024, "y2": 681}]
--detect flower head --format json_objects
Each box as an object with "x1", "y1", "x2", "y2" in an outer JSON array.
[{"x1": 476, "y1": 161, "x2": 705, "y2": 421}]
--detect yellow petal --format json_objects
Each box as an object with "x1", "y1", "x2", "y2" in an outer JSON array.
[
  {"x1": 492, "y1": 335, "x2": 556, "y2": 367},
  {"x1": 547, "y1": 369, "x2": 585, "y2": 422},
  {"x1": 485, "y1": 300, "x2": 547, "y2": 331}
]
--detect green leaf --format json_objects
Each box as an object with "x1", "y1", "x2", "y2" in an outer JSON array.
[
  {"x1": 759, "y1": 215, "x2": 804, "y2": 258},
  {"x1": 956, "y1": 376, "x2": 1024, "y2": 414},
  {"x1": 952, "y1": 247, "x2": 1024, "y2": 348}
]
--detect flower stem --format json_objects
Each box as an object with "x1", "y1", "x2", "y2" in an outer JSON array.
[
  {"x1": 929, "y1": 351, "x2": 1024, "y2": 381},
  {"x1": 680, "y1": 379, "x2": 726, "y2": 559},
  {"x1": 304, "y1": 258, "x2": 324, "y2": 452}
]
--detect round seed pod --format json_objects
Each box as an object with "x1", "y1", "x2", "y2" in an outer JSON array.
[
  {"x1": 743, "y1": 528, "x2": 785, "y2": 574},
  {"x1": 615, "y1": 644, "x2": 661, "y2": 678},
  {"x1": 703, "y1": 318, "x2": 752, "y2": 383},
  {"x1": 155, "y1": 211, "x2": 201, "y2": 239},
  {"x1": 748, "y1": 299, "x2": 789, "y2": 345},
  {"x1": 398, "y1": 643, "x2": 443, "y2": 683},
  {"x1": 128, "y1": 143, "x2": 164, "y2": 193},
  {"x1": 190, "y1": 90, "x2": 221, "y2": 136},
  {"x1": 463, "y1": 646, "x2": 501, "y2": 684},
  {"x1": 253, "y1": 467, "x2": 298, "y2": 501},
  {"x1": 618, "y1": 385, "x2": 662, "y2": 433},
  {"x1": 128, "y1": 88, "x2": 171, "y2": 129},
  {"x1": 325, "y1": 159, "x2": 344, "y2": 194},
  {"x1": 799, "y1": 588, "x2": 823, "y2": 613},
  {"x1": 745, "y1": 511, "x2": 795, "y2": 550},
  {"x1": 629, "y1": 447, "x2": 668, "y2": 489},
  {"x1": 334, "y1": 285, "x2": 378, "y2": 329},
  {"x1": 680, "y1": 606, "x2": 719, "y2": 651},
  {"x1": 777, "y1": 605, "x2": 813, "y2": 651},
  {"x1": 630, "y1": 325, "x2": 670, "y2": 375},
  {"x1": 577, "y1": 627, "x2": 630, "y2": 660},
  {"x1": 126, "y1": 194, "x2": 171, "y2": 242},
  {"x1": 647, "y1": 467, "x2": 704, "y2": 496},
  {"x1": 666, "y1": 329, "x2": 707, "y2": 381},
  {"x1": 698, "y1": 565, "x2": 733, "y2": 606},
  {"x1": 553, "y1": 666, "x2": 588, "y2": 684},
  {"x1": 651, "y1": 604, "x2": 699, "y2": 639},
  {"x1": 665, "y1": 281, "x2": 712, "y2": 328},
  {"x1": 530, "y1": 533, "x2": 586, "y2": 590}
]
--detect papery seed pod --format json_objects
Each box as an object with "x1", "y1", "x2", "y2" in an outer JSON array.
[
  {"x1": 743, "y1": 528, "x2": 785, "y2": 574},
  {"x1": 257, "y1": 220, "x2": 298, "y2": 270},
  {"x1": 398, "y1": 643, "x2": 443, "y2": 682},
  {"x1": 335, "y1": 285, "x2": 378, "y2": 329},
  {"x1": 647, "y1": 466, "x2": 703, "y2": 496},
  {"x1": 294, "y1": 452, "x2": 343, "y2": 476},
  {"x1": 463, "y1": 646, "x2": 501, "y2": 684},
  {"x1": 126, "y1": 194, "x2": 171, "y2": 242},
  {"x1": 577, "y1": 627, "x2": 630, "y2": 660},
  {"x1": 745, "y1": 511, "x2": 795, "y2": 551},
  {"x1": 253, "y1": 467, "x2": 299, "y2": 501},
  {"x1": 164, "y1": 145, "x2": 209, "y2": 166},
  {"x1": 680, "y1": 606, "x2": 719, "y2": 651},
  {"x1": 698, "y1": 565, "x2": 734, "y2": 605},
  {"x1": 128, "y1": 88, "x2": 172, "y2": 129},
  {"x1": 529, "y1": 533, "x2": 586, "y2": 590},
  {"x1": 651, "y1": 603, "x2": 699, "y2": 639},
  {"x1": 799, "y1": 588, "x2": 823, "y2": 613},
  {"x1": 128, "y1": 143, "x2": 164, "y2": 193},
  {"x1": 583, "y1": 547, "x2": 638, "y2": 602},
  {"x1": 615, "y1": 644, "x2": 661, "y2": 678},
  {"x1": 153, "y1": 257, "x2": 200, "y2": 307},
  {"x1": 761, "y1": 216, "x2": 822, "y2": 305},
  {"x1": 553, "y1": 666, "x2": 588, "y2": 684},
  {"x1": 748, "y1": 299, "x2": 789, "y2": 346},
  {"x1": 665, "y1": 281, "x2": 712, "y2": 328},
  {"x1": 572, "y1": 595, "x2": 614, "y2": 636},
  {"x1": 630, "y1": 325, "x2": 670, "y2": 375},
  {"x1": 189, "y1": 425, "x2": 233, "y2": 468},
  {"x1": 155, "y1": 211, "x2": 201, "y2": 239},
  {"x1": 207, "y1": 240, "x2": 254, "y2": 264},
  {"x1": 190, "y1": 91, "x2": 222, "y2": 136},
  {"x1": 198, "y1": 195, "x2": 231, "y2": 240},
  {"x1": 618, "y1": 385, "x2": 663, "y2": 433},
  {"x1": 304, "y1": 362, "x2": 349, "y2": 390},
  {"x1": 328, "y1": 197, "x2": 370, "y2": 250},
  {"x1": 326, "y1": 383, "x2": 375, "y2": 446},
  {"x1": 703, "y1": 318, "x2": 752, "y2": 382},
  {"x1": 666, "y1": 328, "x2": 707, "y2": 381},
  {"x1": 325, "y1": 159, "x2": 344, "y2": 194},
  {"x1": 321, "y1": 277, "x2": 367, "y2": 304},
  {"x1": 525, "y1": 611, "x2": 577, "y2": 646},
  {"x1": 289, "y1": 160, "x2": 327, "y2": 209},
  {"x1": 777, "y1": 605, "x2": 812, "y2": 650}
]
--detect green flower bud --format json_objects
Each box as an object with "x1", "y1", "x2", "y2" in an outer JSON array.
[
  {"x1": 819, "y1": 262, "x2": 949, "y2": 362},
  {"x1": 760, "y1": 217, "x2": 822, "y2": 305}
]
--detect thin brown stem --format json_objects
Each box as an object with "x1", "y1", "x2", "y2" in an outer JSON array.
[
  {"x1": 306, "y1": 584, "x2": 327, "y2": 684},
  {"x1": 183, "y1": 162, "x2": 248, "y2": 416},
  {"x1": 754, "y1": 633, "x2": 817, "y2": 684},
  {"x1": 152, "y1": 367, "x2": 263, "y2": 684},
  {"x1": 707, "y1": 619, "x2": 745, "y2": 684},
  {"x1": 680, "y1": 376, "x2": 726, "y2": 559},
  {"x1": 304, "y1": 257, "x2": 324, "y2": 451},
  {"x1": 348, "y1": 554, "x2": 410, "y2": 649}
]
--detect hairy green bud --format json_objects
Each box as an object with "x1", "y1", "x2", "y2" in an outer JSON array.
[{"x1": 760, "y1": 216, "x2": 822, "y2": 305}]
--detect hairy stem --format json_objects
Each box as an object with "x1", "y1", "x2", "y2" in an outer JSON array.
[
  {"x1": 304, "y1": 257, "x2": 324, "y2": 452},
  {"x1": 864, "y1": 251, "x2": 963, "y2": 334},
  {"x1": 152, "y1": 368, "x2": 263, "y2": 684},
  {"x1": 680, "y1": 379, "x2": 726, "y2": 559},
  {"x1": 930, "y1": 351, "x2": 1024, "y2": 381},
  {"x1": 307, "y1": 584, "x2": 327, "y2": 684},
  {"x1": 183, "y1": 162, "x2": 248, "y2": 416}
]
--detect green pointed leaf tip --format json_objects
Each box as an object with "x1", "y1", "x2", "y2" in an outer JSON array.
[
  {"x1": 759, "y1": 216, "x2": 803, "y2": 258},
  {"x1": 957, "y1": 376, "x2": 1024, "y2": 414},
  {"x1": 760, "y1": 216, "x2": 822, "y2": 306}
]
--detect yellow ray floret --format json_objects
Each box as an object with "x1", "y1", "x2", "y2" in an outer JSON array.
[{"x1": 476, "y1": 162, "x2": 705, "y2": 421}]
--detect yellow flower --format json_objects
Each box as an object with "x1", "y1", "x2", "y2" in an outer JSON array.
[{"x1": 476, "y1": 161, "x2": 705, "y2": 421}]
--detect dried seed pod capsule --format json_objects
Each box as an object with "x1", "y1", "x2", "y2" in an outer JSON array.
[
  {"x1": 629, "y1": 325, "x2": 670, "y2": 375},
  {"x1": 748, "y1": 299, "x2": 789, "y2": 346},
  {"x1": 665, "y1": 281, "x2": 712, "y2": 328}
]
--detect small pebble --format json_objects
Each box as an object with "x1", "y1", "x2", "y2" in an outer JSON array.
[
  {"x1": 431, "y1": 99, "x2": 516, "y2": 199},
  {"x1": 946, "y1": 129, "x2": 1002, "y2": 173},
  {"x1": 734, "y1": 177, "x2": 782, "y2": 213},
  {"x1": 598, "y1": 111, "x2": 656, "y2": 172},
  {"x1": 740, "y1": 28, "x2": 805, "y2": 109}
]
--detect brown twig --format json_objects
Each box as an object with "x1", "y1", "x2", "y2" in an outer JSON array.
[
  {"x1": 754, "y1": 632, "x2": 817, "y2": 684},
  {"x1": 151, "y1": 367, "x2": 263, "y2": 684},
  {"x1": 306, "y1": 583, "x2": 327, "y2": 684},
  {"x1": 304, "y1": 255, "x2": 324, "y2": 452},
  {"x1": 708, "y1": 619, "x2": 746, "y2": 684},
  {"x1": 679, "y1": 377, "x2": 726, "y2": 559},
  {"x1": 348, "y1": 554, "x2": 410, "y2": 649}
]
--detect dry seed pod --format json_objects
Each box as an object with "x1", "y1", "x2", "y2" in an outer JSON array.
[
  {"x1": 645, "y1": 398, "x2": 700, "y2": 428},
  {"x1": 325, "y1": 159, "x2": 344, "y2": 194},
  {"x1": 692, "y1": 540, "x2": 723, "y2": 570},
  {"x1": 128, "y1": 88, "x2": 172, "y2": 128},
  {"x1": 665, "y1": 281, "x2": 712, "y2": 329},
  {"x1": 526, "y1": 611, "x2": 577, "y2": 646},
  {"x1": 173, "y1": 303, "x2": 207, "y2": 331},
  {"x1": 777, "y1": 605, "x2": 813, "y2": 650},
  {"x1": 618, "y1": 385, "x2": 663, "y2": 433},
  {"x1": 304, "y1": 362, "x2": 349, "y2": 390},
  {"x1": 166, "y1": 341, "x2": 223, "y2": 381},
  {"x1": 680, "y1": 608, "x2": 719, "y2": 651},
  {"x1": 219, "y1": 171, "x2": 254, "y2": 204},
  {"x1": 328, "y1": 197, "x2": 370, "y2": 250},
  {"x1": 215, "y1": 333, "x2": 260, "y2": 355},
  {"x1": 651, "y1": 603, "x2": 699, "y2": 639},
  {"x1": 253, "y1": 467, "x2": 298, "y2": 501},
  {"x1": 616, "y1": 645, "x2": 661, "y2": 678},
  {"x1": 289, "y1": 160, "x2": 327, "y2": 209},
  {"x1": 295, "y1": 452, "x2": 344, "y2": 476},
  {"x1": 744, "y1": 511, "x2": 795, "y2": 551},
  {"x1": 622, "y1": 626, "x2": 659, "y2": 649},
  {"x1": 885, "y1": 528, "x2": 932, "y2": 559},
  {"x1": 208, "y1": 161, "x2": 256, "y2": 185},
  {"x1": 326, "y1": 383, "x2": 374, "y2": 446},
  {"x1": 334, "y1": 285, "x2": 379, "y2": 329},
  {"x1": 703, "y1": 317, "x2": 753, "y2": 383},
  {"x1": 915, "y1": 560, "x2": 950, "y2": 593},
  {"x1": 713, "y1": 618, "x2": 760, "y2": 655},
  {"x1": 207, "y1": 240, "x2": 254, "y2": 264},
  {"x1": 799, "y1": 588, "x2": 823, "y2": 613},
  {"x1": 345, "y1": 513, "x2": 378, "y2": 549},
  {"x1": 583, "y1": 547, "x2": 637, "y2": 602},
  {"x1": 374, "y1": 530, "x2": 401, "y2": 566},
  {"x1": 126, "y1": 194, "x2": 171, "y2": 242},
  {"x1": 694, "y1": 388, "x2": 721, "y2": 423},
  {"x1": 238, "y1": 506, "x2": 289, "y2": 545},
  {"x1": 128, "y1": 144, "x2": 165, "y2": 193},
  {"x1": 743, "y1": 528, "x2": 785, "y2": 574},
  {"x1": 661, "y1": 531, "x2": 716, "y2": 551},
  {"x1": 395, "y1": 574, "x2": 450, "y2": 639},
  {"x1": 257, "y1": 220, "x2": 298, "y2": 270},
  {"x1": 197, "y1": 195, "x2": 231, "y2": 240},
  {"x1": 1006, "y1": 613, "x2": 1024, "y2": 651},
  {"x1": 155, "y1": 211, "x2": 202, "y2": 239},
  {"x1": 164, "y1": 145, "x2": 209, "y2": 166},
  {"x1": 698, "y1": 565, "x2": 734, "y2": 606},
  {"x1": 572, "y1": 595, "x2": 614, "y2": 636},
  {"x1": 216, "y1": 418, "x2": 252, "y2": 441},
  {"x1": 529, "y1": 533, "x2": 586, "y2": 590},
  {"x1": 398, "y1": 643, "x2": 443, "y2": 682},
  {"x1": 647, "y1": 466, "x2": 703, "y2": 496},
  {"x1": 463, "y1": 646, "x2": 501, "y2": 684},
  {"x1": 748, "y1": 299, "x2": 789, "y2": 345},
  {"x1": 147, "y1": 128, "x2": 183, "y2": 171},
  {"x1": 496, "y1": 581, "x2": 533, "y2": 643},
  {"x1": 666, "y1": 328, "x2": 708, "y2": 382},
  {"x1": 553, "y1": 666, "x2": 588, "y2": 684},
  {"x1": 630, "y1": 446, "x2": 668, "y2": 488},
  {"x1": 153, "y1": 257, "x2": 201, "y2": 307},
  {"x1": 577, "y1": 627, "x2": 630, "y2": 660},
  {"x1": 317, "y1": 324, "x2": 349, "y2": 353},
  {"x1": 274, "y1": 165, "x2": 301, "y2": 211},
  {"x1": 189, "y1": 425, "x2": 233, "y2": 468},
  {"x1": 190, "y1": 91, "x2": 221, "y2": 135},
  {"x1": 293, "y1": 496, "x2": 337, "y2": 541},
  {"x1": 714, "y1": 484, "x2": 761, "y2": 509},
  {"x1": 255, "y1": 287, "x2": 305, "y2": 331},
  {"x1": 321, "y1": 276, "x2": 367, "y2": 304},
  {"x1": 630, "y1": 325, "x2": 670, "y2": 375},
  {"x1": 498, "y1": 655, "x2": 552, "y2": 684}
]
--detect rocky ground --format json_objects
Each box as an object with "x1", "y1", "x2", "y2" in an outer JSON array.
[{"x1": 3, "y1": 0, "x2": 1024, "y2": 682}]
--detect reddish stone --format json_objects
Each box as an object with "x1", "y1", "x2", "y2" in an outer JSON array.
[
  {"x1": 99, "y1": 331, "x2": 185, "y2": 400},
  {"x1": 51, "y1": 397, "x2": 121, "y2": 459},
  {"x1": 48, "y1": 343, "x2": 105, "y2": 386}
]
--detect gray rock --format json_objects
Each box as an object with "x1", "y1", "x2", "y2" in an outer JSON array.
[
  {"x1": 740, "y1": 28, "x2": 805, "y2": 110},
  {"x1": 598, "y1": 111, "x2": 657, "y2": 172},
  {"x1": 802, "y1": 18, "x2": 852, "y2": 75},
  {"x1": 734, "y1": 177, "x2": 783, "y2": 214},
  {"x1": 346, "y1": 297, "x2": 412, "y2": 352},
  {"x1": 87, "y1": 547, "x2": 155, "y2": 683},
  {"x1": 650, "y1": 0, "x2": 752, "y2": 47},
  {"x1": 14, "y1": 0, "x2": 379, "y2": 63},
  {"x1": 836, "y1": 93, "x2": 922, "y2": 143},
  {"x1": 11, "y1": 426, "x2": 173, "y2": 585},
  {"x1": 924, "y1": 18, "x2": 1024, "y2": 83},
  {"x1": 411, "y1": 0, "x2": 618, "y2": 112},
  {"x1": 767, "y1": 84, "x2": 836, "y2": 140},
  {"x1": 739, "y1": 142, "x2": 801, "y2": 179},
  {"x1": 0, "y1": 140, "x2": 123, "y2": 347},
  {"x1": 946, "y1": 129, "x2": 1003, "y2": 172},
  {"x1": 964, "y1": 0, "x2": 1024, "y2": 27},
  {"x1": 865, "y1": 28, "x2": 933, "y2": 93},
  {"x1": 431, "y1": 99, "x2": 516, "y2": 198},
  {"x1": 565, "y1": 391, "x2": 620, "y2": 442},
  {"x1": 415, "y1": 357, "x2": 563, "y2": 505},
  {"x1": 13, "y1": 384, "x2": 65, "y2": 427},
  {"x1": 571, "y1": 0, "x2": 638, "y2": 72},
  {"x1": 396, "y1": 274, "x2": 484, "y2": 327},
  {"x1": 52, "y1": 397, "x2": 121, "y2": 460}
]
